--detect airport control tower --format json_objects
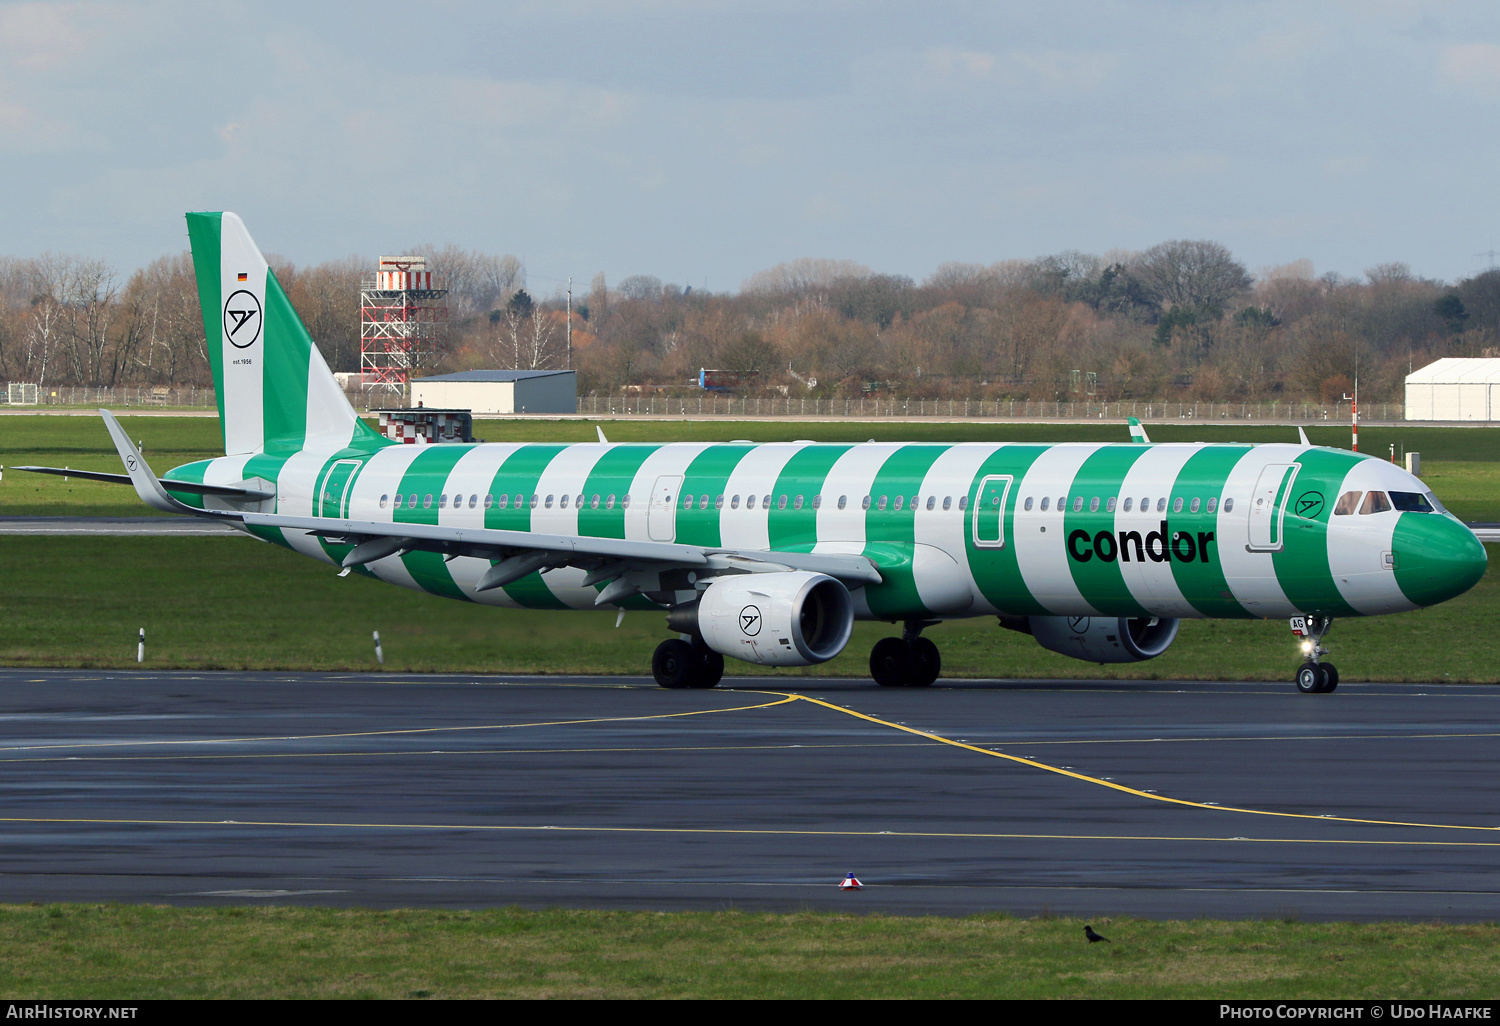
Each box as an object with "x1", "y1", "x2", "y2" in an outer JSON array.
[{"x1": 359, "y1": 256, "x2": 449, "y2": 393}]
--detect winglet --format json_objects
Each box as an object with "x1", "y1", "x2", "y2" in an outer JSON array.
[
  {"x1": 99, "y1": 410, "x2": 238, "y2": 519},
  {"x1": 596, "y1": 425, "x2": 609, "y2": 444},
  {"x1": 1297, "y1": 426, "x2": 1311, "y2": 446},
  {"x1": 1127, "y1": 417, "x2": 1151, "y2": 444}
]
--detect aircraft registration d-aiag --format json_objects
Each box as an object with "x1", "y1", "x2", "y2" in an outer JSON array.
[{"x1": 22, "y1": 213, "x2": 1488, "y2": 693}]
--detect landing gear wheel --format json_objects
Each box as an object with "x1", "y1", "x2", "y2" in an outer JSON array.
[
  {"x1": 1295, "y1": 661, "x2": 1328, "y2": 695},
  {"x1": 1321, "y1": 663, "x2": 1339, "y2": 693},
  {"x1": 907, "y1": 637, "x2": 941, "y2": 688},
  {"x1": 653, "y1": 639, "x2": 699, "y2": 689},
  {"x1": 689, "y1": 649, "x2": 724, "y2": 689},
  {"x1": 870, "y1": 637, "x2": 911, "y2": 687}
]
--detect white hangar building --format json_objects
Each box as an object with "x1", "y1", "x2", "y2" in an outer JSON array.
[
  {"x1": 410, "y1": 369, "x2": 577, "y2": 415},
  {"x1": 1404, "y1": 358, "x2": 1500, "y2": 421}
]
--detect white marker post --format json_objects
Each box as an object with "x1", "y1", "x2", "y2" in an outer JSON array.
[
  {"x1": 137, "y1": 628, "x2": 144, "y2": 663},
  {"x1": 373, "y1": 630, "x2": 384, "y2": 666}
]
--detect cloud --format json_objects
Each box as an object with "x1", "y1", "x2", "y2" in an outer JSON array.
[
  {"x1": 1440, "y1": 43, "x2": 1500, "y2": 96},
  {"x1": 0, "y1": 2, "x2": 90, "y2": 71}
]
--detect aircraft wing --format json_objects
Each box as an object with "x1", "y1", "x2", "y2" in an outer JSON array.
[{"x1": 242, "y1": 512, "x2": 883, "y2": 599}]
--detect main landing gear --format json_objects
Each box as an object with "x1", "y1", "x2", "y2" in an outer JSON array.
[
  {"x1": 870, "y1": 620, "x2": 942, "y2": 688},
  {"x1": 1291, "y1": 615, "x2": 1339, "y2": 694},
  {"x1": 652, "y1": 636, "x2": 724, "y2": 690}
]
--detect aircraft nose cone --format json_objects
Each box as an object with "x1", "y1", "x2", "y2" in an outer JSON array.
[{"x1": 1393, "y1": 515, "x2": 1488, "y2": 608}]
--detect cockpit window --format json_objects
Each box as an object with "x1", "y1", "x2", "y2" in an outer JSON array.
[
  {"x1": 1359, "y1": 490, "x2": 1392, "y2": 515},
  {"x1": 1334, "y1": 491, "x2": 1362, "y2": 516},
  {"x1": 1390, "y1": 490, "x2": 1436, "y2": 513}
]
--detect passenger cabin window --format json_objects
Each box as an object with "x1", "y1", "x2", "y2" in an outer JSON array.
[
  {"x1": 1206, "y1": 497, "x2": 1217, "y2": 513},
  {"x1": 958, "y1": 495, "x2": 968, "y2": 510},
  {"x1": 1156, "y1": 498, "x2": 1167, "y2": 513},
  {"x1": 1024, "y1": 497, "x2": 1034, "y2": 511},
  {"x1": 1123, "y1": 497, "x2": 1133, "y2": 512},
  {"x1": 1106, "y1": 497, "x2": 1117, "y2": 512},
  {"x1": 1334, "y1": 491, "x2": 1362, "y2": 516},
  {"x1": 1360, "y1": 491, "x2": 1392, "y2": 515},
  {"x1": 731, "y1": 495, "x2": 740, "y2": 509},
  {"x1": 380, "y1": 494, "x2": 389, "y2": 509},
  {"x1": 1089, "y1": 496, "x2": 1100, "y2": 512},
  {"x1": 1040, "y1": 497, "x2": 1050, "y2": 511},
  {"x1": 943, "y1": 496, "x2": 952, "y2": 511},
  {"x1": 1190, "y1": 498, "x2": 1200, "y2": 513},
  {"x1": 838, "y1": 495, "x2": 847, "y2": 510},
  {"x1": 1172, "y1": 497, "x2": 1183, "y2": 513},
  {"x1": 747, "y1": 495, "x2": 757, "y2": 510},
  {"x1": 1223, "y1": 497, "x2": 1234, "y2": 512},
  {"x1": 1072, "y1": 497, "x2": 1084, "y2": 512}
]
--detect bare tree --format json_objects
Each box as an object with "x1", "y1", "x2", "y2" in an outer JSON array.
[{"x1": 1133, "y1": 240, "x2": 1252, "y2": 311}]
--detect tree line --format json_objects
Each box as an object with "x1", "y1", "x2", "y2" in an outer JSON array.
[{"x1": 1, "y1": 238, "x2": 1495, "y2": 404}]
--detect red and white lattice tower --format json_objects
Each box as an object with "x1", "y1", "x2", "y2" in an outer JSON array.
[{"x1": 360, "y1": 256, "x2": 449, "y2": 393}]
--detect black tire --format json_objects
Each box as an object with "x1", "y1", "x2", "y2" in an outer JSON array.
[
  {"x1": 1321, "y1": 663, "x2": 1339, "y2": 693},
  {"x1": 653, "y1": 639, "x2": 698, "y2": 689},
  {"x1": 1295, "y1": 661, "x2": 1327, "y2": 694},
  {"x1": 870, "y1": 637, "x2": 910, "y2": 687},
  {"x1": 907, "y1": 637, "x2": 940, "y2": 688},
  {"x1": 689, "y1": 649, "x2": 724, "y2": 689}
]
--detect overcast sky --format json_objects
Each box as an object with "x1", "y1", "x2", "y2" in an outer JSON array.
[{"x1": 2, "y1": 0, "x2": 1498, "y2": 293}]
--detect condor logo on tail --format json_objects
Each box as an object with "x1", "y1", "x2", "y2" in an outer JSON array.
[
  {"x1": 223, "y1": 290, "x2": 262, "y2": 349},
  {"x1": 1068, "y1": 521, "x2": 1215, "y2": 564}
]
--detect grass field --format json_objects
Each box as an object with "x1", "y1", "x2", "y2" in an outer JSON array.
[
  {"x1": 1, "y1": 414, "x2": 1497, "y2": 680},
  {"x1": 3, "y1": 906, "x2": 1498, "y2": 999},
  {"x1": 1, "y1": 533, "x2": 1496, "y2": 681}
]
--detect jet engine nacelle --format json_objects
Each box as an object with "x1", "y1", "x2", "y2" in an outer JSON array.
[
  {"x1": 688, "y1": 571, "x2": 855, "y2": 666},
  {"x1": 1025, "y1": 615, "x2": 1180, "y2": 664}
]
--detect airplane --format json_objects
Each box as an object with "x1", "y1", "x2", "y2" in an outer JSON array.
[{"x1": 19, "y1": 213, "x2": 1489, "y2": 694}]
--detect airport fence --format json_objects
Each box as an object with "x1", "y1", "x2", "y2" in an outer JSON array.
[
  {"x1": 0, "y1": 385, "x2": 215, "y2": 408},
  {"x1": 572, "y1": 395, "x2": 1402, "y2": 422},
  {"x1": 0, "y1": 384, "x2": 1406, "y2": 423}
]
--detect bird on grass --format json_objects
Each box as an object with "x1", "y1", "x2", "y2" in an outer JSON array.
[{"x1": 1084, "y1": 925, "x2": 1110, "y2": 943}]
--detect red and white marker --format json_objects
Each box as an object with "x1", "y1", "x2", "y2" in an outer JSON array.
[{"x1": 839, "y1": 873, "x2": 862, "y2": 890}]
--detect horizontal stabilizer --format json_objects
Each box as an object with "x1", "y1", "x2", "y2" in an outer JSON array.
[
  {"x1": 14, "y1": 465, "x2": 274, "y2": 500},
  {"x1": 1127, "y1": 417, "x2": 1151, "y2": 444},
  {"x1": 97, "y1": 410, "x2": 240, "y2": 519}
]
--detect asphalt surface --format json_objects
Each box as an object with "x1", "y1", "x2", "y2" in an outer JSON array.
[{"x1": 0, "y1": 669, "x2": 1496, "y2": 920}]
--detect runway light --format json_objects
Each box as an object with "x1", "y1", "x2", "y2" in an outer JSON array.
[{"x1": 840, "y1": 873, "x2": 863, "y2": 891}]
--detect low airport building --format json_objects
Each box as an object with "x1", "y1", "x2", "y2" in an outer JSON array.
[
  {"x1": 409, "y1": 369, "x2": 577, "y2": 415},
  {"x1": 1405, "y1": 358, "x2": 1500, "y2": 421}
]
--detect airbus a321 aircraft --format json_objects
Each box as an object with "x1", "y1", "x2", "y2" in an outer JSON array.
[{"x1": 23, "y1": 213, "x2": 1488, "y2": 693}]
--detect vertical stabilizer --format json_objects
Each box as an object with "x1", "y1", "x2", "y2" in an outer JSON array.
[{"x1": 185, "y1": 211, "x2": 384, "y2": 456}]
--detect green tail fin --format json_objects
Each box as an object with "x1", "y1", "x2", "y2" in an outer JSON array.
[{"x1": 185, "y1": 211, "x2": 386, "y2": 456}]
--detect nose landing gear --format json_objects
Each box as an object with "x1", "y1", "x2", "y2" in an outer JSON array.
[
  {"x1": 1291, "y1": 615, "x2": 1338, "y2": 694},
  {"x1": 870, "y1": 620, "x2": 942, "y2": 688}
]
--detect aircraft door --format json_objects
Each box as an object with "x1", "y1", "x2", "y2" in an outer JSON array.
[
  {"x1": 971, "y1": 474, "x2": 1013, "y2": 548},
  {"x1": 319, "y1": 460, "x2": 362, "y2": 518},
  {"x1": 648, "y1": 474, "x2": 683, "y2": 542},
  {"x1": 1247, "y1": 462, "x2": 1298, "y2": 552}
]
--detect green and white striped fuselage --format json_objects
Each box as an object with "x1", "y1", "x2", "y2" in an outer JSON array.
[{"x1": 164, "y1": 437, "x2": 1478, "y2": 623}]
